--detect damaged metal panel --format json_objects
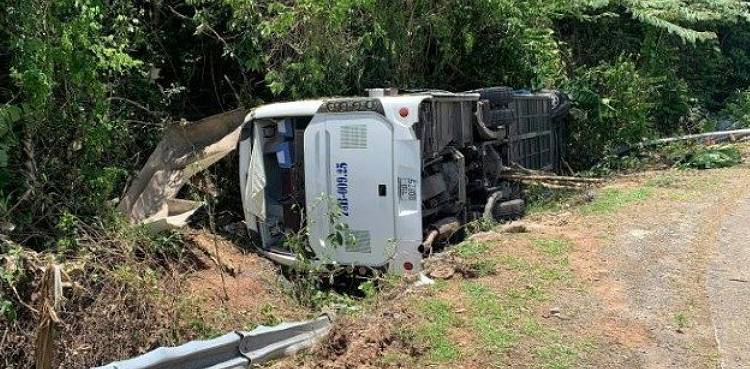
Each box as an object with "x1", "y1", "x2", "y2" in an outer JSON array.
[
  {"x1": 92, "y1": 315, "x2": 333, "y2": 369},
  {"x1": 118, "y1": 109, "x2": 247, "y2": 230},
  {"x1": 507, "y1": 96, "x2": 554, "y2": 171},
  {"x1": 418, "y1": 95, "x2": 478, "y2": 158}
]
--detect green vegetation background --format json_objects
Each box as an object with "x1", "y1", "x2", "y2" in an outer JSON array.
[
  {"x1": 1, "y1": 1, "x2": 750, "y2": 366},
  {"x1": 2, "y1": 0, "x2": 750, "y2": 247}
]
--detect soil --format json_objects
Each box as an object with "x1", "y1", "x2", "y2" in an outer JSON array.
[
  {"x1": 553, "y1": 169, "x2": 750, "y2": 368},
  {"x1": 707, "y1": 193, "x2": 750, "y2": 368},
  {"x1": 279, "y1": 162, "x2": 750, "y2": 368},
  {"x1": 183, "y1": 232, "x2": 307, "y2": 325},
  {"x1": 270, "y1": 286, "x2": 423, "y2": 369},
  {"x1": 36, "y1": 149, "x2": 750, "y2": 368},
  {"x1": 53, "y1": 231, "x2": 309, "y2": 368}
]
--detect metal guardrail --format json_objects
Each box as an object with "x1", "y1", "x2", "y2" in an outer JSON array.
[{"x1": 93, "y1": 314, "x2": 333, "y2": 369}]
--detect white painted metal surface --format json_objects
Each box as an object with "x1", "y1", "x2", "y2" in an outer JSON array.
[
  {"x1": 239, "y1": 92, "x2": 482, "y2": 273},
  {"x1": 304, "y1": 112, "x2": 397, "y2": 267},
  {"x1": 249, "y1": 100, "x2": 322, "y2": 120}
]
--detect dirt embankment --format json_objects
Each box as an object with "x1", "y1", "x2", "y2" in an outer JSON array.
[
  {"x1": 1, "y1": 230, "x2": 311, "y2": 368},
  {"x1": 276, "y1": 164, "x2": 750, "y2": 368},
  {"x1": 9, "y1": 156, "x2": 750, "y2": 369}
]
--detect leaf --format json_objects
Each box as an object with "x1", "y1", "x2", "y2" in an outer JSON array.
[
  {"x1": 628, "y1": 7, "x2": 718, "y2": 44},
  {"x1": 268, "y1": 80, "x2": 285, "y2": 95},
  {"x1": 195, "y1": 23, "x2": 207, "y2": 35}
]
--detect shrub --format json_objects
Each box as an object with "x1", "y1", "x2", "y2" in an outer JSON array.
[
  {"x1": 251, "y1": 0, "x2": 567, "y2": 98},
  {"x1": 669, "y1": 144, "x2": 743, "y2": 169},
  {"x1": 565, "y1": 58, "x2": 659, "y2": 169},
  {"x1": 640, "y1": 30, "x2": 694, "y2": 135},
  {"x1": 722, "y1": 89, "x2": 750, "y2": 128}
]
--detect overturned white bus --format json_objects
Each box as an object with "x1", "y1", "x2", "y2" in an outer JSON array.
[{"x1": 238, "y1": 87, "x2": 570, "y2": 274}]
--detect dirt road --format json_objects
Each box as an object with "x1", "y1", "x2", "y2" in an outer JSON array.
[
  {"x1": 559, "y1": 167, "x2": 750, "y2": 368},
  {"x1": 708, "y1": 194, "x2": 750, "y2": 368}
]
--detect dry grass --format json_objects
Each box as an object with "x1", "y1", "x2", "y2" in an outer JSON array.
[{"x1": 1, "y1": 229, "x2": 310, "y2": 368}]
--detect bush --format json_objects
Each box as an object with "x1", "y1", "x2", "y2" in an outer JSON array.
[
  {"x1": 640, "y1": 30, "x2": 694, "y2": 135},
  {"x1": 722, "y1": 89, "x2": 750, "y2": 128},
  {"x1": 669, "y1": 144, "x2": 743, "y2": 169},
  {"x1": 246, "y1": 0, "x2": 567, "y2": 98},
  {"x1": 565, "y1": 58, "x2": 659, "y2": 169}
]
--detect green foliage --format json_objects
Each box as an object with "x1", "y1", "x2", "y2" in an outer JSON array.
[
  {"x1": 454, "y1": 241, "x2": 490, "y2": 258},
  {"x1": 0, "y1": 104, "x2": 27, "y2": 169},
  {"x1": 0, "y1": 299, "x2": 16, "y2": 322},
  {"x1": 147, "y1": 231, "x2": 189, "y2": 259},
  {"x1": 566, "y1": 58, "x2": 658, "y2": 168},
  {"x1": 594, "y1": 141, "x2": 744, "y2": 173},
  {"x1": 580, "y1": 186, "x2": 654, "y2": 214},
  {"x1": 0, "y1": 0, "x2": 748, "y2": 251},
  {"x1": 674, "y1": 312, "x2": 688, "y2": 330},
  {"x1": 259, "y1": 303, "x2": 283, "y2": 326},
  {"x1": 357, "y1": 279, "x2": 377, "y2": 299},
  {"x1": 454, "y1": 241, "x2": 496, "y2": 277},
  {"x1": 723, "y1": 89, "x2": 750, "y2": 128},
  {"x1": 525, "y1": 185, "x2": 583, "y2": 214},
  {"x1": 1, "y1": 0, "x2": 156, "y2": 247},
  {"x1": 670, "y1": 144, "x2": 742, "y2": 169},
  {"x1": 569, "y1": 0, "x2": 749, "y2": 44},
  {"x1": 464, "y1": 218, "x2": 497, "y2": 234},
  {"x1": 212, "y1": 0, "x2": 569, "y2": 98},
  {"x1": 557, "y1": 1, "x2": 750, "y2": 169},
  {"x1": 55, "y1": 211, "x2": 79, "y2": 253},
  {"x1": 276, "y1": 199, "x2": 384, "y2": 310},
  {"x1": 641, "y1": 32, "x2": 694, "y2": 135},
  {"x1": 467, "y1": 259, "x2": 498, "y2": 277},
  {"x1": 0, "y1": 243, "x2": 27, "y2": 322},
  {"x1": 417, "y1": 298, "x2": 461, "y2": 362}
]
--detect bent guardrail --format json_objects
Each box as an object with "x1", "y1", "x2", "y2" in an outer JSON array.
[{"x1": 93, "y1": 314, "x2": 333, "y2": 369}]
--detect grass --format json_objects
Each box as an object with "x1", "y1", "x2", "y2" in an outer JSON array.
[
  {"x1": 406, "y1": 164, "x2": 743, "y2": 368},
  {"x1": 525, "y1": 185, "x2": 583, "y2": 214},
  {"x1": 535, "y1": 343, "x2": 581, "y2": 369},
  {"x1": 465, "y1": 218, "x2": 497, "y2": 233},
  {"x1": 175, "y1": 295, "x2": 224, "y2": 338},
  {"x1": 684, "y1": 173, "x2": 723, "y2": 191},
  {"x1": 461, "y1": 280, "x2": 585, "y2": 368},
  {"x1": 463, "y1": 282, "x2": 519, "y2": 354},
  {"x1": 413, "y1": 184, "x2": 614, "y2": 368},
  {"x1": 451, "y1": 229, "x2": 585, "y2": 367},
  {"x1": 645, "y1": 174, "x2": 680, "y2": 188},
  {"x1": 467, "y1": 259, "x2": 497, "y2": 277},
  {"x1": 259, "y1": 303, "x2": 282, "y2": 326},
  {"x1": 674, "y1": 312, "x2": 688, "y2": 330},
  {"x1": 645, "y1": 171, "x2": 728, "y2": 201},
  {"x1": 455, "y1": 240, "x2": 496, "y2": 276},
  {"x1": 506, "y1": 285, "x2": 547, "y2": 304},
  {"x1": 533, "y1": 238, "x2": 572, "y2": 256},
  {"x1": 454, "y1": 240, "x2": 490, "y2": 258},
  {"x1": 498, "y1": 254, "x2": 571, "y2": 284},
  {"x1": 416, "y1": 298, "x2": 461, "y2": 362},
  {"x1": 521, "y1": 317, "x2": 549, "y2": 339},
  {"x1": 580, "y1": 186, "x2": 654, "y2": 214}
]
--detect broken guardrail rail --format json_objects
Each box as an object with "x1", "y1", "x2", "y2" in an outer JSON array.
[
  {"x1": 93, "y1": 314, "x2": 333, "y2": 369},
  {"x1": 616, "y1": 128, "x2": 750, "y2": 155}
]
